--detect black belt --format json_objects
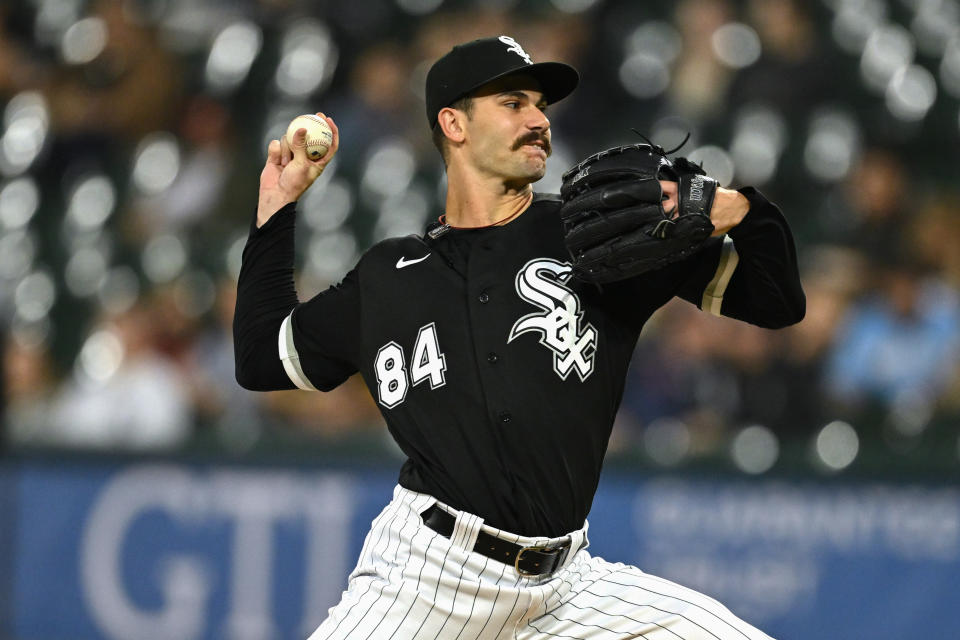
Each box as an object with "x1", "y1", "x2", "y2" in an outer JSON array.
[{"x1": 420, "y1": 504, "x2": 572, "y2": 577}]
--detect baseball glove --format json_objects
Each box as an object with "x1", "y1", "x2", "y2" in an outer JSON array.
[{"x1": 559, "y1": 143, "x2": 717, "y2": 284}]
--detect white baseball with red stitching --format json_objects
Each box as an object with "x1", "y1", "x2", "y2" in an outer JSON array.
[{"x1": 285, "y1": 114, "x2": 332, "y2": 160}]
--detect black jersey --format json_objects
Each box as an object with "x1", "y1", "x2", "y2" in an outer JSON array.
[{"x1": 234, "y1": 189, "x2": 804, "y2": 536}]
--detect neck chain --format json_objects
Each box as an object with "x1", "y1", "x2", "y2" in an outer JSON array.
[
  {"x1": 437, "y1": 207, "x2": 523, "y2": 230},
  {"x1": 428, "y1": 208, "x2": 523, "y2": 240}
]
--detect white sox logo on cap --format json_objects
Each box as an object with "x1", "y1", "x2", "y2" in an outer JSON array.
[
  {"x1": 498, "y1": 35, "x2": 532, "y2": 64},
  {"x1": 424, "y1": 36, "x2": 578, "y2": 127}
]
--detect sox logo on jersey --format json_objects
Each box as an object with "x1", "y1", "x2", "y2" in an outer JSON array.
[{"x1": 508, "y1": 258, "x2": 597, "y2": 381}]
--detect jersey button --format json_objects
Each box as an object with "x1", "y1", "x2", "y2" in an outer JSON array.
[
  {"x1": 487, "y1": 352, "x2": 499, "y2": 364},
  {"x1": 478, "y1": 291, "x2": 490, "y2": 303},
  {"x1": 499, "y1": 411, "x2": 512, "y2": 423}
]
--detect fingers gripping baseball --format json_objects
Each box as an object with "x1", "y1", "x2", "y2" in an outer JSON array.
[
  {"x1": 257, "y1": 113, "x2": 339, "y2": 227},
  {"x1": 279, "y1": 113, "x2": 338, "y2": 192}
]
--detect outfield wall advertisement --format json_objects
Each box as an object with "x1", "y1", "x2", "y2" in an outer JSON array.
[{"x1": 2, "y1": 459, "x2": 958, "y2": 639}]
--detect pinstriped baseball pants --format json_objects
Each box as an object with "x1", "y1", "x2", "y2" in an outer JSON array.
[{"x1": 308, "y1": 486, "x2": 774, "y2": 640}]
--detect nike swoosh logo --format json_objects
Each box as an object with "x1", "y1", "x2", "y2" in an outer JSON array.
[{"x1": 396, "y1": 254, "x2": 431, "y2": 269}]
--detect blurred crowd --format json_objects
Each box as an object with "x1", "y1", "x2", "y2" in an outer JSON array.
[{"x1": 1, "y1": 0, "x2": 959, "y2": 473}]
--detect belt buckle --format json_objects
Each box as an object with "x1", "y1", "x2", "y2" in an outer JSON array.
[{"x1": 514, "y1": 543, "x2": 568, "y2": 578}]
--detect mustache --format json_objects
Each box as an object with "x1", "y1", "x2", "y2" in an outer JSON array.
[{"x1": 512, "y1": 132, "x2": 551, "y2": 155}]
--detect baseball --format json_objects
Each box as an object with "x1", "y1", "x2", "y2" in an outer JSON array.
[{"x1": 286, "y1": 114, "x2": 332, "y2": 160}]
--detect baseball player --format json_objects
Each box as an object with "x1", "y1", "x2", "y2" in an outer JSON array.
[{"x1": 234, "y1": 36, "x2": 804, "y2": 639}]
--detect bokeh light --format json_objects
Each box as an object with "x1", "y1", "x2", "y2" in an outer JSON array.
[
  {"x1": 301, "y1": 178, "x2": 353, "y2": 233},
  {"x1": 1, "y1": 92, "x2": 49, "y2": 176},
  {"x1": 275, "y1": 19, "x2": 338, "y2": 99},
  {"x1": 77, "y1": 329, "x2": 124, "y2": 384},
  {"x1": 65, "y1": 247, "x2": 108, "y2": 298},
  {"x1": 308, "y1": 230, "x2": 358, "y2": 283},
  {"x1": 0, "y1": 177, "x2": 40, "y2": 230},
  {"x1": 65, "y1": 174, "x2": 116, "y2": 231},
  {"x1": 142, "y1": 234, "x2": 187, "y2": 284},
  {"x1": 132, "y1": 133, "x2": 181, "y2": 195},
  {"x1": 626, "y1": 21, "x2": 682, "y2": 65},
  {"x1": 0, "y1": 230, "x2": 36, "y2": 281},
  {"x1": 643, "y1": 418, "x2": 691, "y2": 467},
  {"x1": 34, "y1": 0, "x2": 83, "y2": 46},
  {"x1": 619, "y1": 53, "x2": 671, "y2": 99},
  {"x1": 60, "y1": 16, "x2": 107, "y2": 65},
  {"x1": 361, "y1": 139, "x2": 416, "y2": 200},
  {"x1": 97, "y1": 266, "x2": 140, "y2": 315},
  {"x1": 910, "y1": 0, "x2": 959, "y2": 56},
  {"x1": 711, "y1": 22, "x2": 762, "y2": 69},
  {"x1": 831, "y1": 0, "x2": 888, "y2": 55},
  {"x1": 619, "y1": 19, "x2": 682, "y2": 98},
  {"x1": 814, "y1": 421, "x2": 860, "y2": 472},
  {"x1": 860, "y1": 24, "x2": 915, "y2": 93},
  {"x1": 730, "y1": 105, "x2": 787, "y2": 185},
  {"x1": 14, "y1": 268, "x2": 56, "y2": 322},
  {"x1": 730, "y1": 425, "x2": 779, "y2": 474},
  {"x1": 885, "y1": 64, "x2": 937, "y2": 121},
  {"x1": 205, "y1": 21, "x2": 263, "y2": 94},
  {"x1": 804, "y1": 109, "x2": 861, "y2": 182}
]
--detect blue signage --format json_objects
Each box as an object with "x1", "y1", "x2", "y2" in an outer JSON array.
[{"x1": 2, "y1": 460, "x2": 958, "y2": 639}]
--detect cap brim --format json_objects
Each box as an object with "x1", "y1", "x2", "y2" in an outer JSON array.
[{"x1": 469, "y1": 61, "x2": 580, "y2": 106}]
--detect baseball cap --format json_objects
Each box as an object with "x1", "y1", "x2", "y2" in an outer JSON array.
[{"x1": 425, "y1": 35, "x2": 579, "y2": 128}]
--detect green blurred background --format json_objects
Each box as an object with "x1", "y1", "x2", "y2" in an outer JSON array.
[{"x1": 2, "y1": 0, "x2": 959, "y2": 479}]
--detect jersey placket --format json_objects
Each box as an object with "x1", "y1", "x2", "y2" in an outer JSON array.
[{"x1": 463, "y1": 233, "x2": 518, "y2": 432}]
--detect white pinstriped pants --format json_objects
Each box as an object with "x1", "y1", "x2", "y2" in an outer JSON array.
[{"x1": 308, "y1": 486, "x2": 774, "y2": 640}]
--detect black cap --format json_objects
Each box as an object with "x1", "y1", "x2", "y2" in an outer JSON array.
[{"x1": 425, "y1": 35, "x2": 579, "y2": 128}]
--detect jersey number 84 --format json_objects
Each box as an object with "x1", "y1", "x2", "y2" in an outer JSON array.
[{"x1": 374, "y1": 322, "x2": 447, "y2": 408}]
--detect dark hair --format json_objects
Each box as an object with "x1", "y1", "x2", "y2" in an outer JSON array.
[{"x1": 431, "y1": 96, "x2": 475, "y2": 165}]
